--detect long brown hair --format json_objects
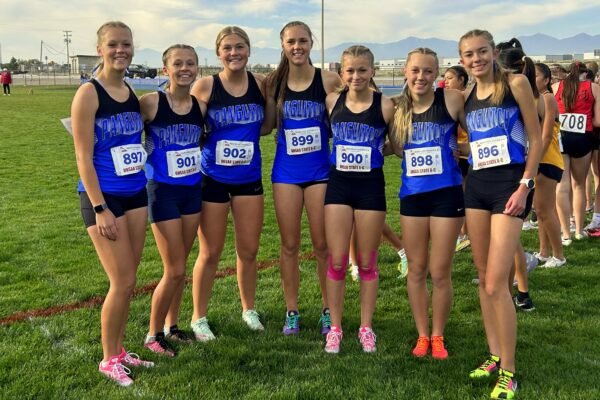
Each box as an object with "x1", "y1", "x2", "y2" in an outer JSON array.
[
  {"x1": 459, "y1": 29, "x2": 509, "y2": 106},
  {"x1": 562, "y1": 61, "x2": 587, "y2": 112},
  {"x1": 393, "y1": 48, "x2": 438, "y2": 147}
]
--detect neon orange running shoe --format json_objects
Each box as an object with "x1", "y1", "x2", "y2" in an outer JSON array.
[
  {"x1": 412, "y1": 336, "x2": 430, "y2": 357},
  {"x1": 431, "y1": 336, "x2": 448, "y2": 360}
]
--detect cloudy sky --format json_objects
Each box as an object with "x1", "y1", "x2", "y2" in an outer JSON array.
[{"x1": 2, "y1": 0, "x2": 600, "y2": 64}]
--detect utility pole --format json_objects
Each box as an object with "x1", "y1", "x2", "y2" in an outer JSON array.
[
  {"x1": 64, "y1": 30, "x2": 72, "y2": 84},
  {"x1": 40, "y1": 41, "x2": 43, "y2": 71},
  {"x1": 321, "y1": 0, "x2": 325, "y2": 69},
  {"x1": 0, "y1": 43, "x2": 3, "y2": 67}
]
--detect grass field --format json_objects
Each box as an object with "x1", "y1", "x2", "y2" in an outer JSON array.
[{"x1": 1, "y1": 85, "x2": 599, "y2": 399}]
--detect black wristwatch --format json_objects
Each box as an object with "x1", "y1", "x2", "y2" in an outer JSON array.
[
  {"x1": 519, "y1": 178, "x2": 535, "y2": 190},
  {"x1": 93, "y1": 203, "x2": 108, "y2": 214}
]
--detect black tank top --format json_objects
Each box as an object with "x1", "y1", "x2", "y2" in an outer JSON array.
[{"x1": 90, "y1": 78, "x2": 140, "y2": 118}]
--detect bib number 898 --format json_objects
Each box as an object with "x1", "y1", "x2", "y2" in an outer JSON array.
[{"x1": 410, "y1": 155, "x2": 433, "y2": 167}]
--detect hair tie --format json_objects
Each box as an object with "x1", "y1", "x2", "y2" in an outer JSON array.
[{"x1": 521, "y1": 56, "x2": 527, "y2": 62}]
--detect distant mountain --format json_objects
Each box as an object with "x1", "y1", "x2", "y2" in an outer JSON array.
[{"x1": 133, "y1": 33, "x2": 600, "y2": 67}]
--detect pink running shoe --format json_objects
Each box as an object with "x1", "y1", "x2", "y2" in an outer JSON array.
[
  {"x1": 325, "y1": 326, "x2": 343, "y2": 354},
  {"x1": 144, "y1": 334, "x2": 176, "y2": 357},
  {"x1": 99, "y1": 356, "x2": 133, "y2": 387},
  {"x1": 358, "y1": 326, "x2": 377, "y2": 353},
  {"x1": 119, "y1": 348, "x2": 155, "y2": 368}
]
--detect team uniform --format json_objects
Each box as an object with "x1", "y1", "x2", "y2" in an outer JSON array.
[
  {"x1": 79, "y1": 79, "x2": 147, "y2": 227},
  {"x1": 145, "y1": 91, "x2": 204, "y2": 223},
  {"x1": 538, "y1": 113, "x2": 564, "y2": 182},
  {"x1": 272, "y1": 68, "x2": 330, "y2": 186},
  {"x1": 400, "y1": 89, "x2": 464, "y2": 217},
  {"x1": 325, "y1": 90, "x2": 388, "y2": 211},
  {"x1": 555, "y1": 80, "x2": 595, "y2": 158},
  {"x1": 464, "y1": 85, "x2": 533, "y2": 219},
  {"x1": 201, "y1": 72, "x2": 265, "y2": 202}
]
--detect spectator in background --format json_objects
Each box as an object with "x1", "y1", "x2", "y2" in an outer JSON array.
[{"x1": 1, "y1": 68, "x2": 12, "y2": 95}]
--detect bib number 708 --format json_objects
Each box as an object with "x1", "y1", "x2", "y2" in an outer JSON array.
[{"x1": 559, "y1": 113, "x2": 586, "y2": 134}]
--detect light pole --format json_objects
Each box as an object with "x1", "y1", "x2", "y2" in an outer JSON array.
[
  {"x1": 321, "y1": 0, "x2": 325, "y2": 69},
  {"x1": 64, "y1": 30, "x2": 72, "y2": 84}
]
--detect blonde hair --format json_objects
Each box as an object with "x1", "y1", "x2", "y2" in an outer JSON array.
[
  {"x1": 393, "y1": 48, "x2": 438, "y2": 147},
  {"x1": 215, "y1": 26, "x2": 251, "y2": 56},
  {"x1": 270, "y1": 21, "x2": 314, "y2": 127},
  {"x1": 459, "y1": 29, "x2": 509, "y2": 106},
  {"x1": 95, "y1": 21, "x2": 132, "y2": 73},
  {"x1": 338, "y1": 45, "x2": 379, "y2": 93}
]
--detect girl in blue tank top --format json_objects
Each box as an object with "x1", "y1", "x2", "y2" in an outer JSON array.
[
  {"x1": 323, "y1": 45, "x2": 395, "y2": 354},
  {"x1": 459, "y1": 29, "x2": 542, "y2": 400},
  {"x1": 189, "y1": 26, "x2": 272, "y2": 340},
  {"x1": 71, "y1": 21, "x2": 153, "y2": 386},
  {"x1": 266, "y1": 21, "x2": 342, "y2": 336},
  {"x1": 140, "y1": 44, "x2": 207, "y2": 356},
  {"x1": 391, "y1": 47, "x2": 466, "y2": 361}
]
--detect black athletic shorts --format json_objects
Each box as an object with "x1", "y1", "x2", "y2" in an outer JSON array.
[
  {"x1": 561, "y1": 131, "x2": 595, "y2": 158},
  {"x1": 464, "y1": 163, "x2": 533, "y2": 219},
  {"x1": 79, "y1": 188, "x2": 148, "y2": 228},
  {"x1": 147, "y1": 180, "x2": 202, "y2": 223},
  {"x1": 201, "y1": 174, "x2": 263, "y2": 203},
  {"x1": 324, "y1": 167, "x2": 386, "y2": 211},
  {"x1": 401, "y1": 185, "x2": 465, "y2": 218},
  {"x1": 538, "y1": 163, "x2": 563, "y2": 183}
]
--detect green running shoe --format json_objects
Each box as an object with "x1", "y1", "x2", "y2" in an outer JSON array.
[
  {"x1": 469, "y1": 354, "x2": 500, "y2": 379},
  {"x1": 491, "y1": 368, "x2": 518, "y2": 399}
]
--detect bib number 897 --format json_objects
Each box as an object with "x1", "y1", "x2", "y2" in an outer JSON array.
[
  {"x1": 123, "y1": 151, "x2": 144, "y2": 165},
  {"x1": 478, "y1": 145, "x2": 499, "y2": 159}
]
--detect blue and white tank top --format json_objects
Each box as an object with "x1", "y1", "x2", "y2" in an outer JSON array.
[
  {"x1": 145, "y1": 91, "x2": 204, "y2": 185},
  {"x1": 329, "y1": 90, "x2": 387, "y2": 172},
  {"x1": 465, "y1": 84, "x2": 527, "y2": 170},
  {"x1": 400, "y1": 89, "x2": 462, "y2": 198},
  {"x1": 77, "y1": 79, "x2": 147, "y2": 195},
  {"x1": 272, "y1": 68, "x2": 330, "y2": 183},
  {"x1": 201, "y1": 72, "x2": 265, "y2": 184}
]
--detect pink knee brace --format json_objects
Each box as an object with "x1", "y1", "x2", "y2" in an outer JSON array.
[
  {"x1": 327, "y1": 254, "x2": 349, "y2": 281},
  {"x1": 358, "y1": 251, "x2": 379, "y2": 281}
]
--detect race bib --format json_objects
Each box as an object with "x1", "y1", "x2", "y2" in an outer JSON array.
[
  {"x1": 216, "y1": 140, "x2": 253, "y2": 166},
  {"x1": 336, "y1": 145, "x2": 371, "y2": 172},
  {"x1": 285, "y1": 127, "x2": 322, "y2": 155},
  {"x1": 111, "y1": 144, "x2": 147, "y2": 176},
  {"x1": 166, "y1": 147, "x2": 201, "y2": 178},
  {"x1": 405, "y1": 146, "x2": 443, "y2": 176},
  {"x1": 470, "y1": 136, "x2": 510, "y2": 170},
  {"x1": 559, "y1": 113, "x2": 587, "y2": 134}
]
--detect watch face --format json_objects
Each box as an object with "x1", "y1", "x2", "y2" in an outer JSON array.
[{"x1": 94, "y1": 203, "x2": 107, "y2": 213}]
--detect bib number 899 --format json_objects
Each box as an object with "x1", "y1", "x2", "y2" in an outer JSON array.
[{"x1": 291, "y1": 135, "x2": 314, "y2": 147}]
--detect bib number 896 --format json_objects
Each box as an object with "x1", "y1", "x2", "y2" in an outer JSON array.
[{"x1": 478, "y1": 145, "x2": 499, "y2": 159}]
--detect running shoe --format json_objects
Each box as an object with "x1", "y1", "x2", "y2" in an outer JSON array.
[
  {"x1": 455, "y1": 236, "x2": 471, "y2": 252},
  {"x1": 320, "y1": 309, "x2": 331, "y2": 335},
  {"x1": 282, "y1": 310, "x2": 300, "y2": 335},
  {"x1": 242, "y1": 309, "x2": 265, "y2": 331},
  {"x1": 469, "y1": 354, "x2": 500, "y2": 379},
  {"x1": 431, "y1": 336, "x2": 448, "y2": 360},
  {"x1": 358, "y1": 326, "x2": 377, "y2": 353},
  {"x1": 99, "y1": 356, "x2": 133, "y2": 387},
  {"x1": 144, "y1": 333, "x2": 176, "y2": 357},
  {"x1": 513, "y1": 296, "x2": 535, "y2": 312},
  {"x1": 350, "y1": 265, "x2": 360, "y2": 282},
  {"x1": 191, "y1": 317, "x2": 216, "y2": 342},
  {"x1": 397, "y1": 253, "x2": 408, "y2": 279},
  {"x1": 325, "y1": 326, "x2": 343, "y2": 354},
  {"x1": 491, "y1": 368, "x2": 518, "y2": 399},
  {"x1": 532, "y1": 252, "x2": 550, "y2": 263},
  {"x1": 561, "y1": 237, "x2": 572, "y2": 246},
  {"x1": 164, "y1": 325, "x2": 193, "y2": 343},
  {"x1": 589, "y1": 229, "x2": 600, "y2": 237},
  {"x1": 540, "y1": 256, "x2": 566, "y2": 269},
  {"x1": 412, "y1": 336, "x2": 430, "y2": 357},
  {"x1": 118, "y1": 348, "x2": 154, "y2": 368},
  {"x1": 574, "y1": 231, "x2": 588, "y2": 240},
  {"x1": 524, "y1": 252, "x2": 538, "y2": 274},
  {"x1": 584, "y1": 218, "x2": 600, "y2": 231},
  {"x1": 521, "y1": 221, "x2": 537, "y2": 231}
]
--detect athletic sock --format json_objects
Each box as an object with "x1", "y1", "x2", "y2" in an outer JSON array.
[{"x1": 517, "y1": 290, "x2": 529, "y2": 302}]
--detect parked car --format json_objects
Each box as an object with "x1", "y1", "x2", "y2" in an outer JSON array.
[{"x1": 125, "y1": 64, "x2": 157, "y2": 79}]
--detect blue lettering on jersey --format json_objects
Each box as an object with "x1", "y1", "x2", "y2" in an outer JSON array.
[
  {"x1": 283, "y1": 100, "x2": 326, "y2": 120},
  {"x1": 97, "y1": 112, "x2": 144, "y2": 141},
  {"x1": 209, "y1": 104, "x2": 264, "y2": 129},
  {"x1": 410, "y1": 121, "x2": 456, "y2": 146},
  {"x1": 466, "y1": 106, "x2": 518, "y2": 133},
  {"x1": 331, "y1": 121, "x2": 385, "y2": 148},
  {"x1": 156, "y1": 124, "x2": 202, "y2": 149}
]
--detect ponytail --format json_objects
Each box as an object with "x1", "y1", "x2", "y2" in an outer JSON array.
[{"x1": 562, "y1": 61, "x2": 587, "y2": 112}]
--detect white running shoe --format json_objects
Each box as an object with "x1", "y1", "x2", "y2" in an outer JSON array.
[
  {"x1": 540, "y1": 256, "x2": 566, "y2": 269},
  {"x1": 584, "y1": 219, "x2": 600, "y2": 231}
]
